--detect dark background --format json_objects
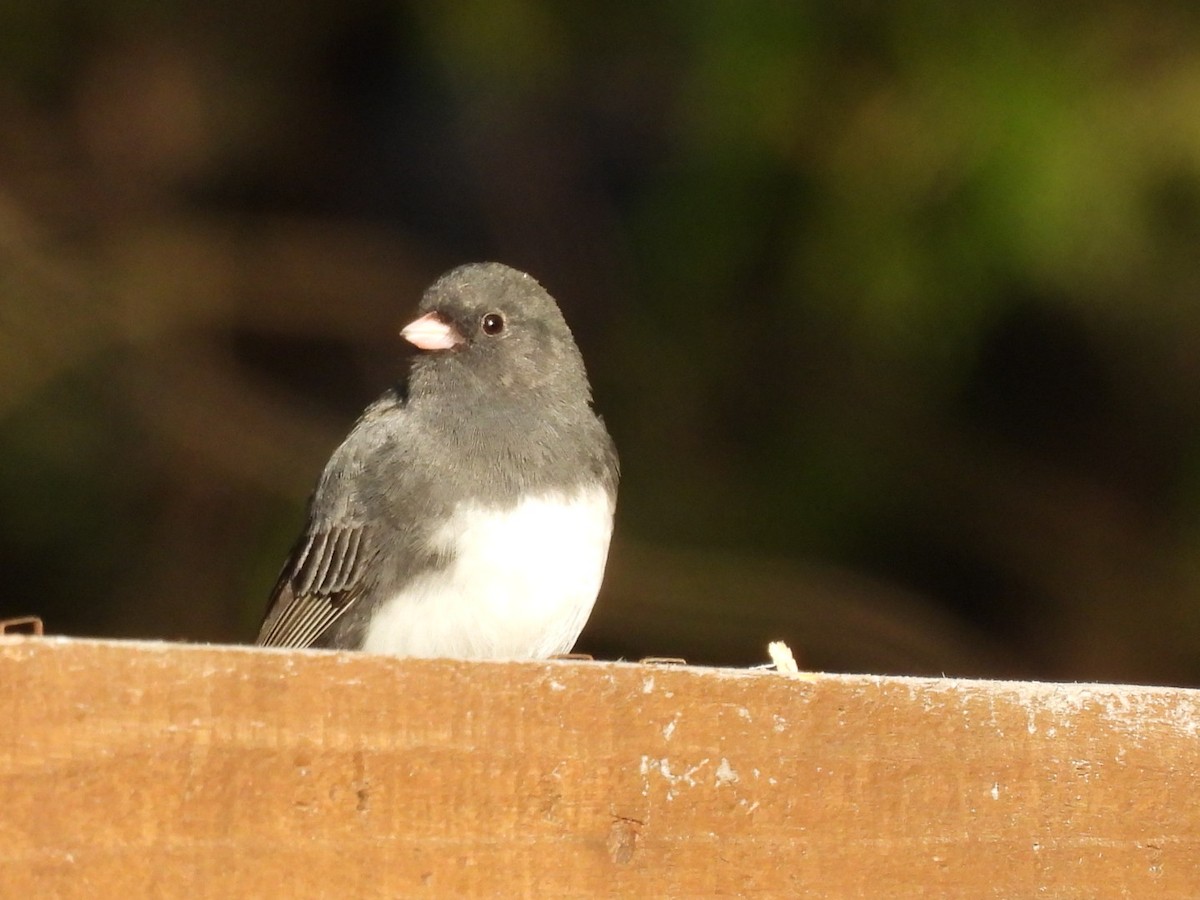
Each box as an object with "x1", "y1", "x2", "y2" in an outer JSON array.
[{"x1": 4, "y1": 2, "x2": 1200, "y2": 683}]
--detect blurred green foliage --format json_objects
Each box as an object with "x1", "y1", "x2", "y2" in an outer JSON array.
[{"x1": 3, "y1": 1, "x2": 1200, "y2": 681}]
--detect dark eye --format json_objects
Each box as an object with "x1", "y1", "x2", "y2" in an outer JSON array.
[{"x1": 481, "y1": 312, "x2": 505, "y2": 335}]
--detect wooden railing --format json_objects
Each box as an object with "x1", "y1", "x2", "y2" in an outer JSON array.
[{"x1": 1, "y1": 637, "x2": 1197, "y2": 897}]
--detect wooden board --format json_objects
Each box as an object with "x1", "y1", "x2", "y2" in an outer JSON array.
[{"x1": 1, "y1": 637, "x2": 1198, "y2": 897}]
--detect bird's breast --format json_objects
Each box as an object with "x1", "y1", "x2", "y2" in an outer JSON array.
[{"x1": 360, "y1": 485, "x2": 615, "y2": 658}]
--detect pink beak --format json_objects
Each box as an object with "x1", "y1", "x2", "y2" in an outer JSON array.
[{"x1": 400, "y1": 312, "x2": 464, "y2": 351}]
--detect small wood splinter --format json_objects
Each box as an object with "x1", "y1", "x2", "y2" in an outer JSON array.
[
  {"x1": 767, "y1": 640, "x2": 799, "y2": 674},
  {"x1": 767, "y1": 639, "x2": 818, "y2": 680}
]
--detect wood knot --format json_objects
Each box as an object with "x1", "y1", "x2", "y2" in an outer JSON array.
[{"x1": 607, "y1": 817, "x2": 641, "y2": 865}]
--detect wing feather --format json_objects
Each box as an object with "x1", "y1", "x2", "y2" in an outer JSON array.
[
  {"x1": 328, "y1": 528, "x2": 362, "y2": 592},
  {"x1": 256, "y1": 387, "x2": 413, "y2": 649},
  {"x1": 256, "y1": 523, "x2": 369, "y2": 648}
]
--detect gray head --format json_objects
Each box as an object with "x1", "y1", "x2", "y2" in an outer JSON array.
[{"x1": 402, "y1": 263, "x2": 593, "y2": 412}]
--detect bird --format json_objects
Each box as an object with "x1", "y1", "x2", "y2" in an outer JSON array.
[{"x1": 256, "y1": 262, "x2": 618, "y2": 659}]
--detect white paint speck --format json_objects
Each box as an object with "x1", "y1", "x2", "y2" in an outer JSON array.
[
  {"x1": 662, "y1": 717, "x2": 677, "y2": 740},
  {"x1": 647, "y1": 757, "x2": 710, "y2": 793},
  {"x1": 715, "y1": 758, "x2": 739, "y2": 786},
  {"x1": 642, "y1": 676, "x2": 655, "y2": 694},
  {"x1": 990, "y1": 783, "x2": 999, "y2": 800}
]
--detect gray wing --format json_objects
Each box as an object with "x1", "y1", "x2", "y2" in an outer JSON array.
[
  {"x1": 256, "y1": 388, "x2": 409, "y2": 649},
  {"x1": 256, "y1": 523, "x2": 371, "y2": 648}
]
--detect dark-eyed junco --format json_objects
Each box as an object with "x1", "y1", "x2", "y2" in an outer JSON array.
[{"x1": 256, "y1": 262, "x2": 618, "y2": 658}]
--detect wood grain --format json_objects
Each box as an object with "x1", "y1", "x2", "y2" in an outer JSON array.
[{"x1": 1, "y1": 637, "x2": 1198, "y2": 898}]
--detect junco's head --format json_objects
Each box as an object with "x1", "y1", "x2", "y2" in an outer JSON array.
[{"x1": 402, "y1": 263, "x2": 591, "y2": 404}]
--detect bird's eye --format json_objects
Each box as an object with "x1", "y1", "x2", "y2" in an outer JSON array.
[{"x1": 481, "y1": 312, "x2": 505, "y2": 335}]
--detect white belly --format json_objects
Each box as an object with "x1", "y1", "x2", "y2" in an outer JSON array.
[{"x1": 361, "y1": 486, "x2": 614, "y2": 659}]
